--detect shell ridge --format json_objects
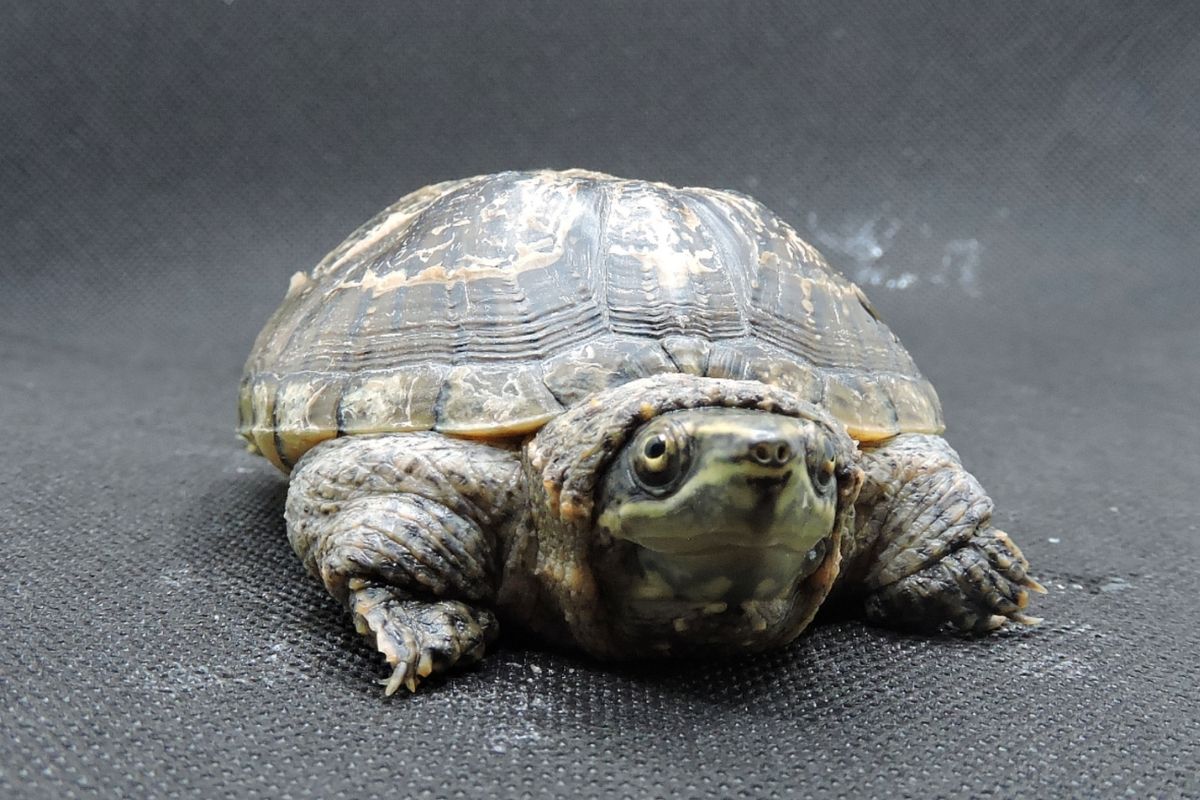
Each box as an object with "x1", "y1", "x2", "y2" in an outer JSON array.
[
  {"x1": 596, "y1": 179, "x2": 619, "y2": 339},
  {"x1": 674, "y1": 188, "x2": 751, "y2": 339},
  {"x1": 677, "y1": 188, "x2": 753, "y2": 335},
  {"x1": 274, "y1": 288, "x2": 351, "y2": 376}
]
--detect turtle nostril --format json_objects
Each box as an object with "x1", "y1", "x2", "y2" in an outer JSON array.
[{"x1": 751, "y1": 439, "x2": 792, "y2": 466}]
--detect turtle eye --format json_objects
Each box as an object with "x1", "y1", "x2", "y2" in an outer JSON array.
[
  {"x1": 808, "y1": 436, "x2": 837, "y2": 493},
  {"x1": 633, "y1": 427, "x2": 684, "y2": 492}
]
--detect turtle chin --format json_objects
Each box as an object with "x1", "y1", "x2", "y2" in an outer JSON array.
[
  {"x1": 591, "y1": 407, "x2": 845, "y2": 654},
  {"x1": 629, "y1": 536, "x2": 833, "y2": 604},
  {"x1": 592, "y1": 533, "x2": 842, "y2": 656}
]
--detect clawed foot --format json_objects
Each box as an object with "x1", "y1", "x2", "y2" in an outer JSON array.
[
  {"x1": 350, "y1": 585, "x2": 499, "y2": 695},
  {"x1": 865, "y1": 528, "x2": 1046, "y2": 633}
]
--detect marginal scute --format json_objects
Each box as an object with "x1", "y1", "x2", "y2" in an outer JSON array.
[
  {"x1": 660, "y1": 335, "x2": 710, "y2": 375},
  {"x1": 705, "y1": 340, "x2": 823, "y2": 403},
  {"x1": 888, "y1": 375, "x2": 944, "y2": 433},
  {"x1": 339, "y1": 366, "x2": 445, "y2": 435},
  {"x1": 273, "y1": 375, "x2": 343, "y2": 466},
  {"x1": 436, "y1": 364, "x2": 564, "y2": 436},
  {"x1": 237, "y1": 378, "x2": 256, "y2": 449},
  {"x1": 818, "y1": 372, "x2": 942, "y2": 442},
  {"x1": 541, "y1": 336, "x2": 676, "y2": 405},
  {"x1": 824, "y1": 374, "x2": 894, "y2": 441},
  {"x1": 247, "y1": 375, "x2": 281, "y2": 470}
]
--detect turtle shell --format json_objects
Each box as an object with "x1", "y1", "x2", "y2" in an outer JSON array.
[{"x1": 240, "y1": 169, "x2": 942, "y2": 471}]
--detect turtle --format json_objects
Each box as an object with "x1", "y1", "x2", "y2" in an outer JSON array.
[{"x1": 239, "y1": 169, "x2": 1042, "y2": 694}]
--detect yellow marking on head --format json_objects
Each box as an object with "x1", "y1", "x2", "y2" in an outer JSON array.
[
  {"x1": 630, "y1": 570, "x2": 675, "y2": 600},
  {"x1": 755, "y1": 578, "x2": 779, "y2": 597},
  {"x1": 697, "y1": 576, "x2": 734, "y2": 599}
]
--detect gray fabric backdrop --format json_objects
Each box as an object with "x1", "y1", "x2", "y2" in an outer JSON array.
[{"x1": 2, "y1": 2, "x2": 1198, "y2": 797}]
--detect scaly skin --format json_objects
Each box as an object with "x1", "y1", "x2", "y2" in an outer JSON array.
[
  {"x1": 285, "y1": 433, "x2": 527, "y2": 693},
  {"x1": 284, "y1": 376, "x2": 1040, "y2": 693},
  {"x1": 837, "y1": 433, "x2": 1045, "y2": 631}
]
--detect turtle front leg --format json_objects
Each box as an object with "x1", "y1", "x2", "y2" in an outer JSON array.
[
  {"x1": 842, "y1": 434, "x2": 1045, "y2": 633},
  {"x1": 285, "y1": 433, "x2": 526, "y2": 693}
]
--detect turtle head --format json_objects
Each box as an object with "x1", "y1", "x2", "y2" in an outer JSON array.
[
  {"x1": 524, "y1": 375, "x2": 863, "y2": 658},
  {"x1": 591, "y1": 407, "x2": 857, "y2": 654}
]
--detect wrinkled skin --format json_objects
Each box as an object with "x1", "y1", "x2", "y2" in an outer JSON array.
[{"x1": 285, "y1": 375, "x2": 1042, "y2": 694}]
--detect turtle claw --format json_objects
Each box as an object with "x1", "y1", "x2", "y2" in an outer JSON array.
[
  {"x1": 381, "y1": 663, "x2": 410, "y2": 697},
  {"x1": 984, "y1": 614, "x2": 1008, "y2": 631},
  {"x1": 378, "y1": 665, "x2": 421, "y2": 696},
  {"x1": 981, "y1": 610, "x2": 1042, "y2": 633},
  {"x1": 351, "y1": 586, "x2": 498, "y2": 695}
]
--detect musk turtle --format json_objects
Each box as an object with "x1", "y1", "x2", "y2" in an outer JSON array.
[{"x1": 240, "y1": 169, "x2": 1042, "y2": 693}]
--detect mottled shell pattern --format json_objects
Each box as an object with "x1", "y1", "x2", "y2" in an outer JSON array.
[{"x1": 240, "y1": 169, "x2": 942, "y2": 471}]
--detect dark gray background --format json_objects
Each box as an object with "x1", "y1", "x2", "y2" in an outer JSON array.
[{"x1": 3, "y1": 2, "x2": 1198, "y2": 797}]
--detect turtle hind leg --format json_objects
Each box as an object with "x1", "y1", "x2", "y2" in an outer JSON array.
[
  {"x1": 285, "y1": 433, "x2": 522, "y2": 692},
  {"x1": 846, "y1": 434, "x2": 1045, "y2": 633}
]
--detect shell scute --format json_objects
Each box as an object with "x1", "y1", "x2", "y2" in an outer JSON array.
[
  {"x1": 541, "y1": 336, "x2": 677, "y2": 407},
  {"x1": 704, "y1": 339, "x2": 823, "y2": 404},
  {"x1": 436, "y1": 363, "x2": 563, "y2": 437},
  {"x1": 339, "y1": 366, "x2": 443, "y2": 436}
]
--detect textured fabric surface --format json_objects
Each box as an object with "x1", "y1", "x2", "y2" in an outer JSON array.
[{"x1": 3, "y1": 2, "x2": 1198, "y2": 797}]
